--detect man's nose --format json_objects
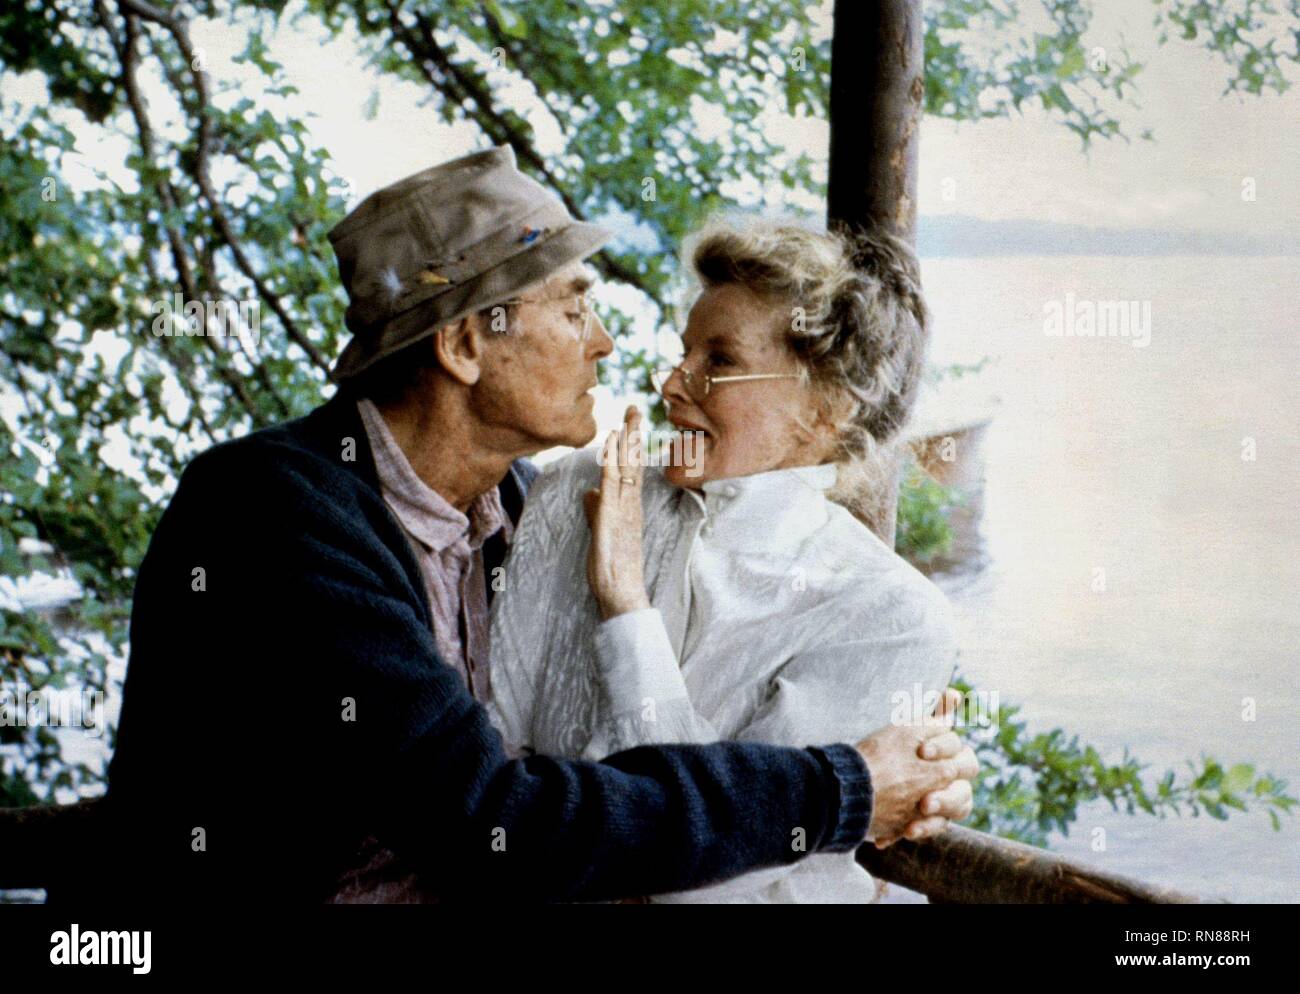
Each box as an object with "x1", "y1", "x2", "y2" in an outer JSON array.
[{"x1": 586, "y1": 313, "x2": 614, "y2": 360}]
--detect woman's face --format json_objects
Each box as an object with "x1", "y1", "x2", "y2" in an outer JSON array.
[{"x1": 660, "y1": 283, "x2": 830, "y2": 488}]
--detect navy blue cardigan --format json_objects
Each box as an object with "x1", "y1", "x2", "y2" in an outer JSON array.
[{"x1": 95, "y1": 394, "x2": 872, "y2": 902}]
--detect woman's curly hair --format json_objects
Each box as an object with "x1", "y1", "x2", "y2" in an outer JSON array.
[{"x1": 684, "y1": 217, "x2": 929, "y2": 526}]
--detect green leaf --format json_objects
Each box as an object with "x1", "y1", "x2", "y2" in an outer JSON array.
[{"x1": 1225, "y1": 763, "x2": 1255, "y2": 793}]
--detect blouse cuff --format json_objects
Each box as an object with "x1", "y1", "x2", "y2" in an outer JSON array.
[
  {"x1": 592, "y1": 607, "x2": 690, "y2": 718},
  {"x1": 808, "y1": 743, "x2": 874, "y2": 853}
]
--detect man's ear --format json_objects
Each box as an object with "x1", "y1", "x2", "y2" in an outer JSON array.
[{"x1": 432, "y1": 316, "x2": 485, "y2": 386}]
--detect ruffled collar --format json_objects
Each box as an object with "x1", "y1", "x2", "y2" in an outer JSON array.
[{"x1": 673, "y1": 462, "x2": 838, "y2": 551}]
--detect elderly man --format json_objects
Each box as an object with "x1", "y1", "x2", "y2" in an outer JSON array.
[{"x1": 90, "y1": 146, "x2": 975, "y2": 903}]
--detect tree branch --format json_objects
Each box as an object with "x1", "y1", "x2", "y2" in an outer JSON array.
[
  {"x1": 144, "y1": 33, "x2": 290, "y2": 396},
  {"x1": 149, "y1": 11, "x2": 333, "y2": 379},
  {"x1": 384, "y1": 1, "x2": 662, "y2": 313},
  {"x1": 101, "y1": 0, "x2": 265, "y2": 424}
]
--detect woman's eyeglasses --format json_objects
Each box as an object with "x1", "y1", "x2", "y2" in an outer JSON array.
[{"x1": 648, "y1": 360, "x2": 800, "y2": 401}]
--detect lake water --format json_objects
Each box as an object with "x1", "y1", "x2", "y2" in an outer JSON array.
[{"x1": 918, "y1": 255, "x2": 1300, "y2": 902}]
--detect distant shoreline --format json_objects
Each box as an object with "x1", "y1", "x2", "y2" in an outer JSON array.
[{"x1": 917, "y1": 216, "x2": 1300, "y2": 257}]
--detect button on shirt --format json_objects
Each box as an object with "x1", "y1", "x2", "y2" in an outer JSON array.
[{"x1": 356, "y1": 398, "x2": 511, "y2": 701}]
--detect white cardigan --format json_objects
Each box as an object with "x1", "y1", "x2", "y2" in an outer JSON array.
[{"x1": 487, "y1": 447, "x2": 957, "y2": 903}]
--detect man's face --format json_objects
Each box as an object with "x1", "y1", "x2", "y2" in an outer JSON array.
[{"x1": 472, "y1": 262, "x2": 614, "y2": 452}]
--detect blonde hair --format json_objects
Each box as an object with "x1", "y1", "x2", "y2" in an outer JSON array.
[{"x1": 683, "y1": 216, "x2": 928, "y2": 525}]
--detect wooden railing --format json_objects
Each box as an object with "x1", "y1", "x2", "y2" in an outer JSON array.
[
  {"x1": 0, "y1": 798, "x2": 1220, "y2": 902},
  {"x1": 0, "y1": 799, "x2": 106, "y2": 892},
  {"x1": 856, "y1": 824, "x2": 1218, "y2": 903}
]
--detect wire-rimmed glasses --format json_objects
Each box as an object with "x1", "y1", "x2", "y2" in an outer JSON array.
[
  {"x1": 496, "y1": 291, "x2": 595, "y2": 343},
  {"x1": 648, "y1": 360, "x2": 800, "y2": 401}
]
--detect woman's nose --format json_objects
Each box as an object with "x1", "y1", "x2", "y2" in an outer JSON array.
[{"x1": 660, "y1": 364, "x2": 692, "y2": 406}]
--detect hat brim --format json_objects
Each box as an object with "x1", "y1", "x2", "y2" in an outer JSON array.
[{"x1": 331, "y1": 219, "x2": 613, "y2": 382}]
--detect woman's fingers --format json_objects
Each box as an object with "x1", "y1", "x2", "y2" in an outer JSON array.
[
  {"x1": 599, "y1": 427, "x2": 620, "y2": 497},
  {"x1": 598, "y1": 406, "x2": 646, "y2": 501},
  {"x1": 617, "y1": 406, "x2": 631, "y2": 476},
  {"x1": 618, "y1": 405, "x2": 644, "y2": 492},
  {"x1": 953, "y1": 744, "x2": 979, "y2": 781},
  {"x1": 882, "y1": 810, "x2": 957, "y2": 846},
  {"x1": 586, "y1": 408, "x2": 650, "y2": 621}
]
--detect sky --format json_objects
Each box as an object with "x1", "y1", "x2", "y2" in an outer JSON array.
[
  {"x1": 4, "y1": 0, "x2": 1295, "y2": 247},
  {"x1": 184, "y1": 0, "x2": 1300, "y2": 247},
  {"x1": 915, "y1": 0, "x2": 1300, "y2": 247}
]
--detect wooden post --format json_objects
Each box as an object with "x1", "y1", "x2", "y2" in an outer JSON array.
[
  {"x1": 827, "y1": 0, "x2": 926, "y2": 546},
  {"x1": 828, "y1": 0, "x2": 924, "y2": 241}
]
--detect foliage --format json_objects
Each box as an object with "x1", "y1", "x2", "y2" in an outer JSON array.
[
  {"x1": 1, "y1": 0, "x2": 1296, "y2": 860},
  {"x1": 949, "y1": 675, "x2": 1297, "y2": 847},
  {"x1": 895, "y1": 460, "x2": 962, "y2": 564}
]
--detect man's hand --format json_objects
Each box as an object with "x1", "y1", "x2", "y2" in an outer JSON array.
[{"x1": 856, "y1": 687, "x2": 977, "y2": 848}]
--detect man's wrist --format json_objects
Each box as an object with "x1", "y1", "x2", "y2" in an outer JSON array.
[{"x1": 807, "y1": 743, "x2": 874, "y2": 853}]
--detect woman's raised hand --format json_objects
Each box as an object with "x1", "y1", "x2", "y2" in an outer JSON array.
[{"x1": 584, "y1": 405, "x2": 651, "y2": 621}]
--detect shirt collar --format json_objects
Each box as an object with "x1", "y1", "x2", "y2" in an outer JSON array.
[
  {"x1": 356, "y1": 398, "x2": 511, "y2": 554},
  {"x1": 676, "y1": 462, "x2": 838, "y2": 550}
]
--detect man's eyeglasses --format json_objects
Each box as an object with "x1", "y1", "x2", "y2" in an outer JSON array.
[
  {"x1": 496, "y1": 290, "x2": 595, "y2": 343},
  {"x1": 648, "y1": 360, "x2": 800, "y2": 401}
]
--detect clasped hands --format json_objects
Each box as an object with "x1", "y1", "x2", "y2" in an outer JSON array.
[{"x1": 857, "y1": 687, "x2": 977, "y2": 848}]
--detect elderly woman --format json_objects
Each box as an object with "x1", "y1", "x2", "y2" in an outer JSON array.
[{"x1": 487, "y1": 219, "x2": 959, "y2": 903}]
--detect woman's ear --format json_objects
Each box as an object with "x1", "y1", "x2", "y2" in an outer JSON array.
[
  {"x1": 811, "y1": 384, "x2": 852, "y2": 431},
  {"x1": 811, "y1": 387, "x2": 854, "y2": 450},
  {"x1": 432, "y1": 316, "x2": 484, "y2": 386}
]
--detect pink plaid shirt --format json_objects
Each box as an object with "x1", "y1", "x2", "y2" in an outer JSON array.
[
  {"x1": 328, "y1": 399, "x2": 515, "y2": 903},
  {"x1": 356, "y1": 398, "x2": 512, "y2": 701}
]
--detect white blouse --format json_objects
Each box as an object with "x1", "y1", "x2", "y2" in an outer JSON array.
[{"x1": 487, "y1": 447, "x2": 957, "y2": 903}]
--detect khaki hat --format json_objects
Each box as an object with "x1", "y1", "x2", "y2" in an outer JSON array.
[{"x1": 328, "y1": 145, "x2": 612, "y2": 380}]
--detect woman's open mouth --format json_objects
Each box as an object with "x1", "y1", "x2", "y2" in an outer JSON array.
[{"x1": 668, "y1": 415, "x2": 711, "y2": 440}]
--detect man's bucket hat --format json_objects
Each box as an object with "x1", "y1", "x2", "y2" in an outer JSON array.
[{"x1": 329, "y1": 145, "x2": 611, "y2": 380}]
